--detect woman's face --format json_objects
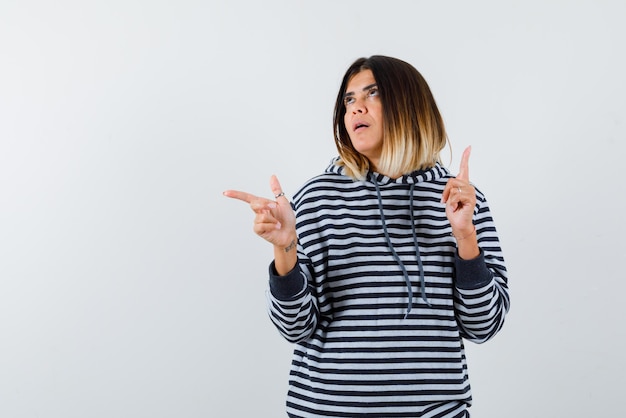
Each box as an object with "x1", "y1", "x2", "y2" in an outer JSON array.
[{"x1": 343, "y1": 69, "x2": 384, "y2": 170}]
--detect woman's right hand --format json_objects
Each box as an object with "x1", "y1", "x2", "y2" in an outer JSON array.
[{"x1": 223, "y1": 174, "x2": 297, "y2": 253}]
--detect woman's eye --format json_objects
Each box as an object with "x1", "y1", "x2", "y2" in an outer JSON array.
[
  {"x1": 344, "y1": 97, "x2": 355, "y2": 106},
  {"x1": 368, "y1": 88, "x2": 379, "y2": 97}
]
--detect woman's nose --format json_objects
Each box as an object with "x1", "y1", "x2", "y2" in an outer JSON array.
[{"x1": 351, "y1": 98, "x2": 366, "y2": 114}]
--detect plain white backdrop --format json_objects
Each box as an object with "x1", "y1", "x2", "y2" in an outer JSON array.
[{"x1": 1, "y1": 1, "x2": 624, "y2": 417}]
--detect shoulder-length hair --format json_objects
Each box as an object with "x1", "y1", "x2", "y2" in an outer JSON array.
[{"x1": 333, "y1": 55, "x2": 448, "y2": 179}]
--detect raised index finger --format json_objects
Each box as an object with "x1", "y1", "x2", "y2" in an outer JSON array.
[
  {"x1": 222, "y1": 189, "x2": 258, "y2": 204},
  {"x1": 457, "y1": 146, "x2": 472, "y2": 181}
]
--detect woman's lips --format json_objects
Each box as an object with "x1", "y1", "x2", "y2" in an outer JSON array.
[{"x1": 353, "y1": 122, "x2": 369, "y2": 132}]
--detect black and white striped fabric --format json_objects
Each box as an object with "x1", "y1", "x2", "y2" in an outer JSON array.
[{"x1": 267, "y1": 160, "x2": 510, "y2": 418}]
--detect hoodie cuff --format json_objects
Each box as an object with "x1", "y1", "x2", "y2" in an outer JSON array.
[
  {"x1": 268, "y1": 261, "x2": 307, "y2": 301},
  {"x1": 454, "y1": 249, "x2": 493, "y2": 290}
]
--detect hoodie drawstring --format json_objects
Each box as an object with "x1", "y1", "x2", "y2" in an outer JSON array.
[{"x1": 372, "y1": 178, "x2": 430, "y2": 319}]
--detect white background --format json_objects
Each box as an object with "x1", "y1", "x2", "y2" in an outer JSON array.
[{"x1": 1, "y1": 1, "x2": 624, "y2": 417}]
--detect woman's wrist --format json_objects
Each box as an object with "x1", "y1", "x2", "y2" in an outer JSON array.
[
  {"x1": 451, "y1": 225, "x2": 476, "y2": 241},
  {"x1": 452, "y1": 226, "x2": 480, "y2": 260},
  {"x1": 273, "y1": 236, "x2": 298, "y2": 275}
]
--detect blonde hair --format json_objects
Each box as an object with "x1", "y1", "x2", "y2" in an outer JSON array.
[{"x1": 333, "y1": 56, "x2": 448, "y2": 179}]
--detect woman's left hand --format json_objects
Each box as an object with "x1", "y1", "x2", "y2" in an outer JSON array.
[{"x1": 441, "y1": 146, "x2": 477, "y2": 239}]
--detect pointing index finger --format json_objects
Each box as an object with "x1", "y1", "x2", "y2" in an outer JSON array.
[
  {"x1": 223, "y1": 189, "x2": 258, "y2": 204},
  {"x1": 457, "y1": 145, "x2": 471, "y2": 181}
]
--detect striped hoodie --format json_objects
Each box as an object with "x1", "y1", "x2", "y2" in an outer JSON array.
[{"x1": 266, "y1": 159, "x2": 510, "y2": 418}]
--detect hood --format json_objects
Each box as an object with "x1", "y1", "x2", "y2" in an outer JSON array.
[{"x1": 325, "y1": 156, "x2": 448, "y2": 185}]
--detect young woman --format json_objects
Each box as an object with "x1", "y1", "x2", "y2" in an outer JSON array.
[{"x1": 224, "y1": 55, "x2": 510, "y2": 418}]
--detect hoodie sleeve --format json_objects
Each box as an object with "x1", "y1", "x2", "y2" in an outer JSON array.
[
  {"x1": 265, "y1": 259, "x2": 319, "y2": 343},
  {"x1": 453, "y1": 196, "x2": 510, "y2": 344}
]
